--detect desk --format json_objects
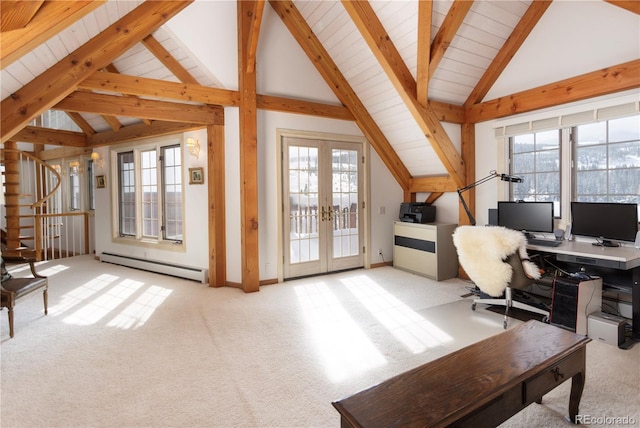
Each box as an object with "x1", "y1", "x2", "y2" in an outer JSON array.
[
  {"x1": 332, "y1": 321, "x2": 590, "y2": 428},
  {"x1": 527, "y1": 240, "x2": 640, "y2": 340}
]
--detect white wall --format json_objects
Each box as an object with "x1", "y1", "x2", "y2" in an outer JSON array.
[{"x1": 486, "y1": 1, "x2": 640, "y2": 100}]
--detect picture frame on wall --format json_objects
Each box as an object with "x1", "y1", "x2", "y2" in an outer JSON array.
[
  {"x1": 96, "y1": 175, "x2": 106, "y2": 188},
  {"x1": 189, "y1": 167, "x2": 204, "y2": 185}
]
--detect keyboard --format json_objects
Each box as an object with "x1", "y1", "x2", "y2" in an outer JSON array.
[{"x1": 527, "y1": 238, "x2": 562, "y2": 247}]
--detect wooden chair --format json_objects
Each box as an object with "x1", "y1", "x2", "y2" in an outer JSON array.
[{"x1": 1, "y1": 255, "x2": 48, "y2": 338}]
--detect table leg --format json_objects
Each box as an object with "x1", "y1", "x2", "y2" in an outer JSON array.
[{"x1": 568, "y1": 371, "x2": 585, "y2": 423}]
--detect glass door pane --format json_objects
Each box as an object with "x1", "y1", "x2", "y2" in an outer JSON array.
[
  {"x1": 288, "y1": 145, "x2": 320, "y2": 265},
  {"x1": 331, "y1": 148, "x2": 359, "y2": 258}
]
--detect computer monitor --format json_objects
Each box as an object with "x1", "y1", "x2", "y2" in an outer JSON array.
[
  {"x1": 497, "y1": 201, "x2": 554, "y2": 235},
  {"x1": 570, "y1": 202, "x2": 638, "y2": 246}
]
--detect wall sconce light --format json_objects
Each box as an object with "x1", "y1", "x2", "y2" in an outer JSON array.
[
  {"x1": 186, "y1": 137, "x2": 200, "y2": 158},
  {"x1": 91, "y1": 151, "x2": 104, "y2": 169}
]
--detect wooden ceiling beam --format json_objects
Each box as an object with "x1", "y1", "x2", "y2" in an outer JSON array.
[
  {"x1": 466, "y1": 59, "x2": 640, "y2": 123},
  {"x1": 0, "y1": 0, "x2": 45, "y2": 31},
  {"x1": 54, "y1": 91, "x2": 222, "y2": 125},
  {"x1": 245, "y1": 1, "x2": 265, "y2": 73},
  {"x1": 1, "y1": 1, "x2": 104, "y2": 69},
  {"x1": 103, "y1": 64, "x2": 152, "y2": 125},
  {"x1": 79, "y1": 72, "x2": 239, "y2": 106},
  {"x1": 15, "y1": 122, "x2": 204, "y2": 150},
  {"x1": 269, "y1": 0, "x2": 412, "y2": 191},
  {"x1": 102, "y1": 115, "x2": 123, "y2": 133},
  {"x1": 89, "y1": 121, "x2": 204, "y2": 147},
  {"x1": 429, "y1": 100, "x2": 466, "y2": 124},
  {"x1": 80, "y1": 71, "x2": 356, "y2": 120},
  {"x1": 416, "y1": 0, "x2": 433, "y2": 106},
  {"x1": 409, "y1": 176, "x2": 457, "y2": 194},
  {"x1": 66, "y1": 112, "x2": 95, "y2": 136},
  {"x1": 604, "y1": 1, "x2": 640, "y2": 14},
  {"x1": 465, "y1": 1, "x2": 552, "y2": 107},
  {"x1": 429, "y1": 0, "x2": 473, "y2": 79},
  {"x1": 12, "y1": 125, "x2": 86, "y2": 147},
  {"x1": 258, "y1": 94, "x2": 353, "y2": 121},
  {"x1": 142, "y1": 34, "x2": 199, "y2": 85},
  {"x1": 342, "y1": 0, "x2": 465, "y2": 188},
  {"x1": 0, "y1": 0, "x2": 192, "y2": 144}
]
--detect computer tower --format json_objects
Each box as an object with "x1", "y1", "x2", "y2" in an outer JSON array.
[
  {"x1": 587, "y1": 312, "x2": 626, "y2": 346},
  {"x1": 550, "y1": 277, "x2": 602, "y2": 335}
]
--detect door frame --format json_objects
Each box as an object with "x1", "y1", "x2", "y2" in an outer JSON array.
[{"x1": 276, "y1": 128, "x2": 370, "y2": 282}]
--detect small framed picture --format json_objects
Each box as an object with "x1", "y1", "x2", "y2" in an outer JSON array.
[
  {"x1": 189, "y1": 167, "x2": 204, "y2": 185},
  {"x1": 96, "y1": 175, "x2": 106, "y2": 188}
]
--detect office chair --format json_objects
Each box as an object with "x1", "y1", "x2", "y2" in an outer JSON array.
[{"x1": 452, "y1": 226, "x2": 549, "y2": 329}]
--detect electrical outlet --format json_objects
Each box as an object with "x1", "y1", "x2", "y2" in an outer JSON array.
[{"x1": 378, "y1": 249, "x2": 383, "y2": 256}]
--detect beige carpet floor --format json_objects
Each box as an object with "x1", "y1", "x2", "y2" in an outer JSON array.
[{"x1": 1, "y1": 255, "x2": 638, "y2": 427}]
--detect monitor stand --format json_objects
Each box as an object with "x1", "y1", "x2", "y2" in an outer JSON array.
[{"x1": 592, "y1": 239, "x2": 620, "y2": 248}]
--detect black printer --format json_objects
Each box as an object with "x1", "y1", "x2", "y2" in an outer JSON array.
[{"x1": 399, "y1": 202, "x2": 436, "y2": 224}]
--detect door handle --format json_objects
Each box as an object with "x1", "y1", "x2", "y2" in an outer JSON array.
[
  {"x1": 327, "y1": 206, "x2": 333, "y2": 222},
  {"x1": 321, "y1": 206, "x2": 326, "y2": 221}
]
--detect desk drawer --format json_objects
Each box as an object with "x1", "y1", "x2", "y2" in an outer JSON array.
[
  {"x1": 394, "y1": 223, "x2": 437, "y2": 241},
  {"x1": 523, "y1": 348, "x2": 585, "y2": 404}
]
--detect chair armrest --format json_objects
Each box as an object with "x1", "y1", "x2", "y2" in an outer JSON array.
[
  {"x1": 2, "y1": 256, "x2": 46, "y2": 279},
  {"x1": 3, "y1": 256, "x2": 37, "y2": 264}
]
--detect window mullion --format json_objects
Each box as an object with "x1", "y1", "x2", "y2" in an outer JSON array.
[
  {"x1": 134, "y1": 149, "x2": 143, "y2": 240},
  {"x1": 157, "y1": 150, "x2": 164, "y2": 242}
]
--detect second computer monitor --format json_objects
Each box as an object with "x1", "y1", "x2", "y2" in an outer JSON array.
[{"x1": 497, "y1": 201, "x2": 554, "y2": 234}]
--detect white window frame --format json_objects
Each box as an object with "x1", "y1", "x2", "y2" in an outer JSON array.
[
  {"x1": 499, "y1": 104, "x2": 640, "y2": 227},
  {"x1": 508, "y1": 129, "x2": 562, "y2": 217},
  {"x1": 111, "y1": 136, "x2": 185, "y2": 248}
]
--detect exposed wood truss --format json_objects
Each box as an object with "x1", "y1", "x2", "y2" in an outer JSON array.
[
  {"x1": 342, "y1": 0, "x2": 466, "y2": 189},
  {"x1": 464, "y1": 1, "x2": 552, "y2": 107},
  {"x1": 269, "y1": 0, "x2": 412, "y2": 191},
  {"x1": 429, "y1": 0, "x2": 473, "y2": 80},
  {"x1": 466, "y1": 59, "x2": 640, "y2": 123},
  {"x1": 0, "y1": 1, "x2": 192, "y2": 144},
  {"x1": 1, "y1": 1, "x2": 105, "y2": 69}
]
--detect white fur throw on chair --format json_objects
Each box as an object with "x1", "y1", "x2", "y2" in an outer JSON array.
[{"x1": 452, "y1": 226, "x2": 541, "y2": 297}]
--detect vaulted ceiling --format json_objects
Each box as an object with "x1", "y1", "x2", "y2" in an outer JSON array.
[{"x1": 1, "y1": 0, "x2": 639, "y2": 194}]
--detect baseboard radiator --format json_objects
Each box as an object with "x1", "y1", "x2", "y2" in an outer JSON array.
[{"x1": 100, "y1": 252, "x2": 208, "y2": 284}]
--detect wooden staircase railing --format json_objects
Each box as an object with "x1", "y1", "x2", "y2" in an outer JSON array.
[{"x1": 2, "y1": 145, "x2": 61, "y2": 259}]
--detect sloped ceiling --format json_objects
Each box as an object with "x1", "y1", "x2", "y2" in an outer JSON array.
[{"x1": 1, "y1": 0, "x2": 639, "y2": 191}]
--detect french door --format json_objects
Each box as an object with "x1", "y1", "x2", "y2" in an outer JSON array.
[{"x1": 283, "y1": 136, "x2": 364, "y2": 279}]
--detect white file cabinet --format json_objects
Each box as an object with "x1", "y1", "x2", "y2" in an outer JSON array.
[{"x1": 393, "y1": 221, "x2": 458, "y2": 281}]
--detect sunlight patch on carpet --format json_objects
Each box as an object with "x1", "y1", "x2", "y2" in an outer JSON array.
[
  {"x1": 341, "y1": 275, "x2": 453, "y2": 354},
  {"x1": 108, "y1": 285, "x2": 172, "y2": 329},
  {"x1": 295, "y1": 281, "x2": 386, "y2": 383},
  {"x1": 63, "y1": 278, "x2": 145, "y2": 326},
  {"x1": 50, "y1": 273, "x2": 120, "y2": 316}
]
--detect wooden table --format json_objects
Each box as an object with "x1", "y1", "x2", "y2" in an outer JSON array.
[{"x1": 332, "y1": 321, "x2": 591, "y2": 427}]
